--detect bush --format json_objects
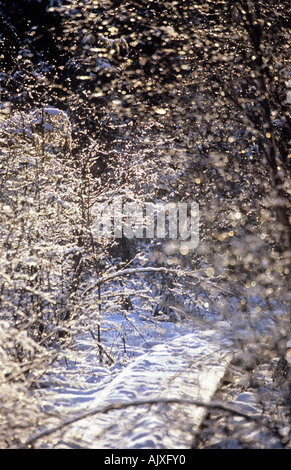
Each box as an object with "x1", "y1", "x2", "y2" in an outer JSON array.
[{"x1": 0, "y1": 0, "x2": 290, "y2": 448}]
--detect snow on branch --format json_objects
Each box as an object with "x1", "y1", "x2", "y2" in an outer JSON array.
[
  {"x1": 19, "y1": 396, "x2": 283, "y2": 449},
  {"x1": 83, "y1": 266, "x2": 168, "y2": 296}
]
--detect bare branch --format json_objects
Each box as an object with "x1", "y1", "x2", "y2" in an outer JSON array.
[
  {"x1": 83, "y1": 266, "x2": 168, "y2": 296},
  {"x1": 19, "y1": 396, "x2": 278, "y2": 449}
]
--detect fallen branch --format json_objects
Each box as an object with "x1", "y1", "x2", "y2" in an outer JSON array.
[{"x1": 19, "y1": 396, "x2": 275, "y2": 448}]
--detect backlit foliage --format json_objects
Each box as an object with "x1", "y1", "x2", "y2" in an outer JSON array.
[{"x1": 0, "y1": 0, "x2": 290, "y2": 448}]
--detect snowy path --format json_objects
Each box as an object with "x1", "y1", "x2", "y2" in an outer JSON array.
[{"x1": 41, "y1": 316, "x2": 233, "y2": 449}]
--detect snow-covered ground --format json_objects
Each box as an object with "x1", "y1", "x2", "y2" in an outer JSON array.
[{"x1": 33, "y1": 312, "x2": 233, "y2": 449}]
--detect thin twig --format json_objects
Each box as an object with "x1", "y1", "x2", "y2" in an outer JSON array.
[{"x1": 89, "y1": 328, "x2": 114, "y2": 365}]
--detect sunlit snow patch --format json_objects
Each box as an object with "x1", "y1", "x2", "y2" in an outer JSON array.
[{"x1": 39, "y1": 316, "x2": 233, "y2": 449}]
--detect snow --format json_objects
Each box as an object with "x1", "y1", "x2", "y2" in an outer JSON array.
[
  {"x1": 0, "y1": 106, "x2": 72, "y2": 150},
  {"x1": 38, "y1": 312, "x2": 233, "y2": 449}
]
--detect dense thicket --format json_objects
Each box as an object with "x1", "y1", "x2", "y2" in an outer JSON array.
[{"x1": 0, "y1": 0, "x2": 290, "y2": 448}]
